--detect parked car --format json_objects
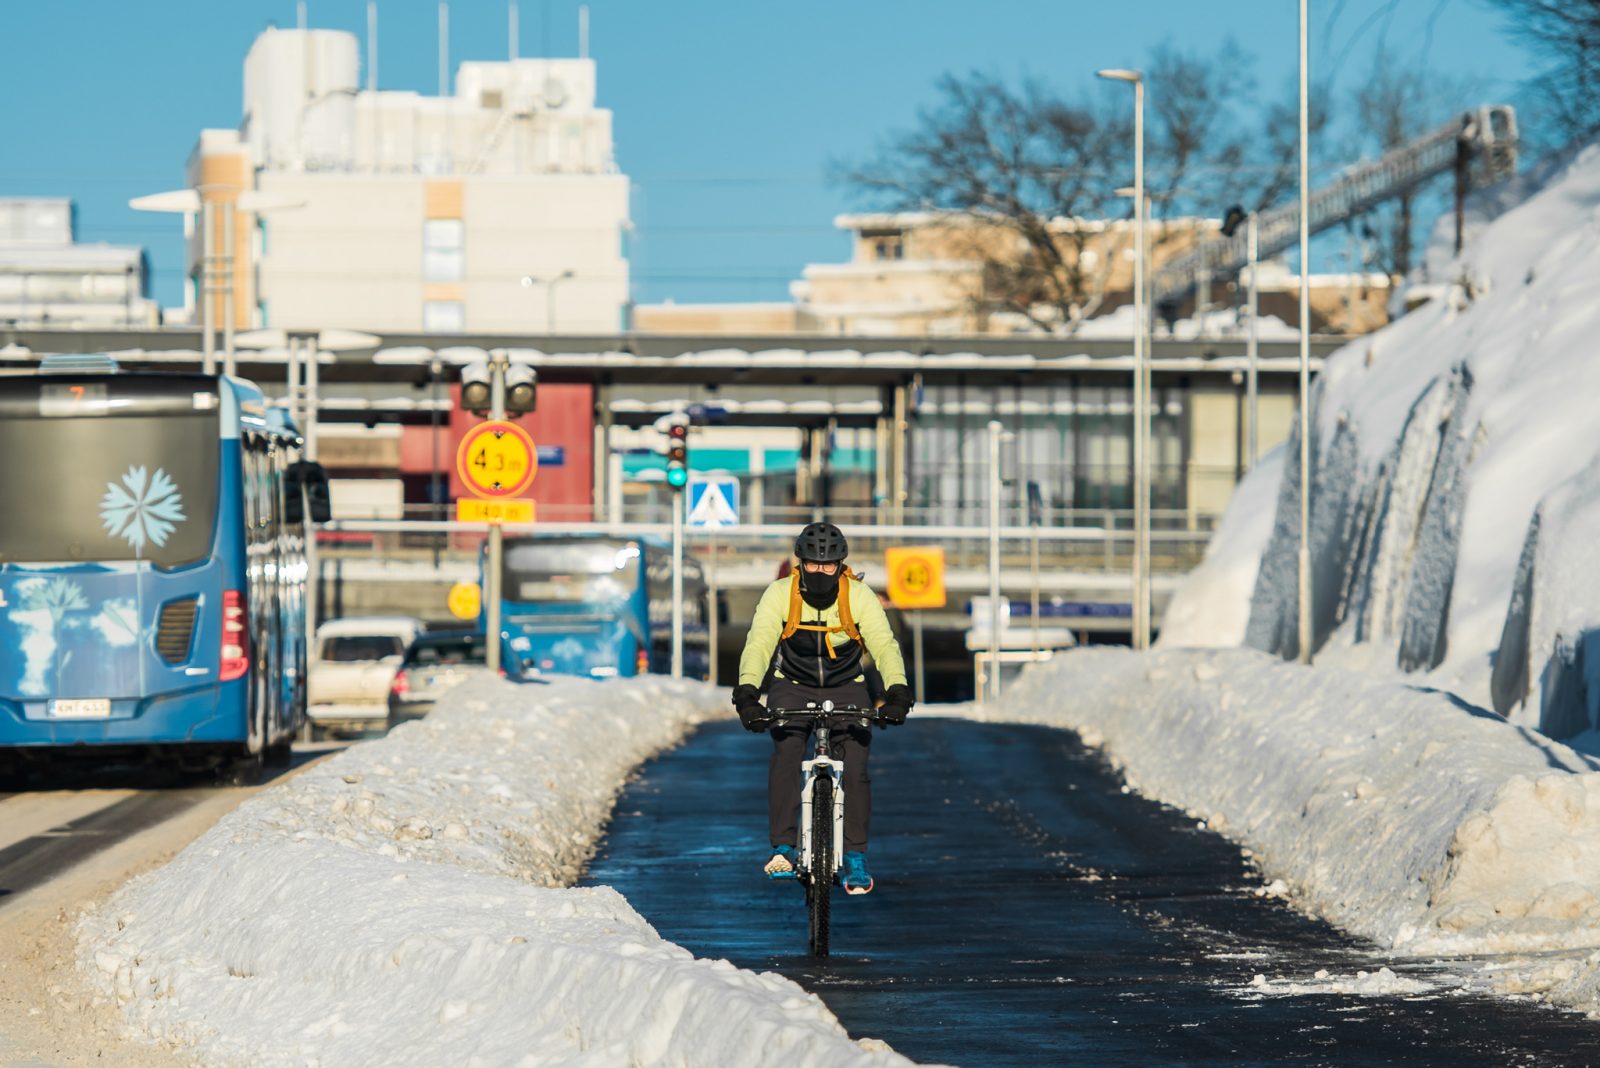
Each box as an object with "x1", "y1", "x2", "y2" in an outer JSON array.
[
  {"x1": 387, "y1": 630, "x2": 490, "y2": 727},
  {"x1": 308, "y1": 616, "x2": 426, "y2": 736}
]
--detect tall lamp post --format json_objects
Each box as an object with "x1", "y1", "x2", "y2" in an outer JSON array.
[
  {"x1": 1297, "y1": 0, "x2": 1314, "y2": 665},
  {"x1": 1098, "y1": 67, "x2": 1150, "y2": 651},
  {"x1": 130, "y1": 189, "x2": 211, "y2": 373},
  {"x1": 520, "y1": 269, "x2": 575, "y2": 335},
  {"x1": 1221, "y1": 204, "x2": 1261, "y2": 473}
]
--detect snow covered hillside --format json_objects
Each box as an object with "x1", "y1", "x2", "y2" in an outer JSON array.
[
  {"x1": 967, "y1": 647, "x2": 1600, "y2": 1011},
  {"x1": 1160, "y1": 141, "x2": 1600, "y2": 741},
  {"x1": 77, "y1": 677, "x2": 917, "y2": 1068}
]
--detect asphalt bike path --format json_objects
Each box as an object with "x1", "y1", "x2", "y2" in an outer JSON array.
[{"x1": 584, "y1": 718, "x2": 1600, "y2": 1066}]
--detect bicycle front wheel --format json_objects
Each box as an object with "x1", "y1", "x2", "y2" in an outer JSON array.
[{"x1": 808, "y1": 778, "x2": 833, "y2": 957}]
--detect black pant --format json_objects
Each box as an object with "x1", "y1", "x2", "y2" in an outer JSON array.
[{"x1": 766, "y1": 678, "x2": 874, "y2": 853}]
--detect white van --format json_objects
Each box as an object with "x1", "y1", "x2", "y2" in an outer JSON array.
[{"x1": 308, "y1": 616, "x2": 426, "y2": 736}]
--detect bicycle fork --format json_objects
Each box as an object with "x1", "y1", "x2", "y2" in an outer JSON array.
[{"x1": 799, "y1": 745, "x2": 846, "y2": 881}]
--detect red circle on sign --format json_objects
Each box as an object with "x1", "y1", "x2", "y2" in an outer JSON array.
[{"x1": 456, "y1": 420, "x2": 538, "y2": 498}]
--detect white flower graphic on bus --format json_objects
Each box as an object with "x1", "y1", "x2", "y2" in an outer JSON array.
[{"x1": 100, "y1": 466, "x2": 186, "y2": 551}]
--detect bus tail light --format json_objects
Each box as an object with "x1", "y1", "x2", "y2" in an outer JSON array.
[
  {"x1": 220, "y1": 590, "x2": 249, "y2": 681},
  {"x1": 636, "y1": 648, "x2": 650, "y2": 675}
]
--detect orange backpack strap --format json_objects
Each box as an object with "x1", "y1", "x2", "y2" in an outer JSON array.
[
  {"x1": 837, "y1": 572, "x2": 862, "y2": 642},
  {"x1": 780, "y1": 570, "x2": 803, "y2": 640}
]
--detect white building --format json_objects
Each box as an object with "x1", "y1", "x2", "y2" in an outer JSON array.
[
  {"x1": 186, "y1": 26, "x2": 629, "y2": 335},
  {"x1": 0, "y1": 198, "x2": 158, "y2": 328}
]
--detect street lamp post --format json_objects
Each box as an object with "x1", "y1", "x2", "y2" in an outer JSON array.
[
  {"x1": 1098, "y1": 67, "x2": 1150, "y2": 651},
  {"x1": 520, "y1": 270, "x2": 576, "y2": 334},
  {"x1": 226, "y1": 192, "x2": 304, "y2": 376},
  {"x1": 1247, "y1": 211, "x2": 1260, "y2": 471},
  {"x1": 130, "y1": 189, "x2": 212, "y2": 374},
  {"x1": 1297, "y1": 0, "x2": 1314, "y2": 665}
]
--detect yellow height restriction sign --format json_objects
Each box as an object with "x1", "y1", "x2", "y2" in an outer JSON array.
[
  {"x1": 447, "y1": 581, "x2": 482, "y2": 620},
  {"x1": 457, "y1": 419, "x2": 538, "y2": 498},
  {"x1": 885, "y1": 546, "x2": 947, "y2": 609},
  {"x1": 456, "y1": 498, "x2": 535, "y2": 524}
]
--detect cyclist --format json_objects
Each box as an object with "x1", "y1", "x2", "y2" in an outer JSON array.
[{"x1": 731, "y1": 521, "x2": 914, "y2": 895}]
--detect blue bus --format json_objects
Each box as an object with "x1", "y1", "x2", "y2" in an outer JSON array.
[
  {"x1": 487, "y1": 533, "x2": 711, "y2": 680},
  {"x1": 0, "y1": 359, "x2": 330, "y2": 771}
]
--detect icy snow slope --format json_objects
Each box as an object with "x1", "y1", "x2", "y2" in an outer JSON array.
[
  {"x1": 78, "y1": 677, "x2": 917, "y2": 1068},
  {"x1": 965, "y1": 648, "x2": 1600, "y2": 968},
  {"x1": 1166, "y1": 142, "x2": 1600, "y2": 734}
]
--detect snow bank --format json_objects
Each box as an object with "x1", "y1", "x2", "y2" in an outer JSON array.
[
  {"x1": 1158, "y1": 446, "x2": 1283, "y2": 648},
  {"x1": 1187, "y1": 140, "x2": 1600, "y2": 730},
  {"x1": 78, "y1": 677, "x2": 917, "y2": 1067},
  {"x1": 966, "y1": 647, "x2": 1600, "y2": 968}
]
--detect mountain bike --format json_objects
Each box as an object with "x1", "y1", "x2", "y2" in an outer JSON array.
[{"x1": 764, "y1": 699, "x2": 888, "y2": 957}]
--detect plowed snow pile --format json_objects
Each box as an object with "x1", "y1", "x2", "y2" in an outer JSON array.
[
  {"x1": 967, "y1": 647, "x2": 1600, "y2": 1011},
  {"x1": 1159, "y1": 140, "x2": 1600, "y2": 743},
  {"x1": 77, "y1": 676, "x2": 917, "y2": 1068}
]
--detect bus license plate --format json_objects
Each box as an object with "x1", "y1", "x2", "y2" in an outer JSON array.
[{"x1": 49, "y1": 699, "x2": 111, "y2": 718}]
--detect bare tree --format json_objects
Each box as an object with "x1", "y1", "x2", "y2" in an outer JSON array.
[
  {"x1": 842, "y1": 42, "x2": 1320, "y2": 332},
  {"x1": 1340, "y1": 46, "x2": 1483, "y2": 280},
  {"x1": 842, "y1": 73, "x2": 1128, "y2": 332},
  {"x1": 1490, "y1": 0, "x2": 1600, "y2": 141}
]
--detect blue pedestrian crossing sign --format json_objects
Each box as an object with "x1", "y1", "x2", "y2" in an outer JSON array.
[{"x1": 687, "y1": 475, "x2": 740, "y2": 528}]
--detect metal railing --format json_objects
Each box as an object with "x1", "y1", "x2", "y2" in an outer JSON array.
[
  {"x1": 315, "y1": 518, "x2": 1213, "y2": 585},
  {"x1": 1153, "y1": 105, "x2": 1518, "y2": 304}
]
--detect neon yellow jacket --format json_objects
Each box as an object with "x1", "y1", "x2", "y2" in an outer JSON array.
[{"x1": 738, "y1": 575, "x2": 908, "y2": 690}]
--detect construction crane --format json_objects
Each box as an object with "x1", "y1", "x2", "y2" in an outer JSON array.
[{"x1": 1152, "y1": 105, "x2": 1518, "y2": 307}]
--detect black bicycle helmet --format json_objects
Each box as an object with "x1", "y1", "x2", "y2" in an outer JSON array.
[{"x1": 794, "y1": 521, "x2": 848, "y2": 563}]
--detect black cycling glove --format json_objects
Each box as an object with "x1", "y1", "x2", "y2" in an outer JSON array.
[
  {"x1": 880, "y1": 683, "x2": 914, "y2": 725},
  {"x1": 731, "y1": 683, "x2": 768, "y2": 732}
]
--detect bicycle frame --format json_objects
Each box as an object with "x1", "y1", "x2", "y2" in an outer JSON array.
[
  {"x1": 769, "y1": 700, "x2": 876, "y2": 883},
  {"x1": 799, "y1": 722, "x2": 846, "y2": 882},
  {"x1": 766, "y1": 699, "x2": 883, "y2": 957}
]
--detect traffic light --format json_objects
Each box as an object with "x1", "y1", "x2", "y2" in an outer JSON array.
[
  {"x1": 504, "y1": 363, "x2": 537, "y2": 415},
  {"x1": 460, "y1": 360, "x2": 492, "y2": 415},
  {"x1": 665, "y1": 419, "x2": 689, "y2": 489},
  {"x1": 459, "y1": 358, "x2": 537, "y2": 416}
]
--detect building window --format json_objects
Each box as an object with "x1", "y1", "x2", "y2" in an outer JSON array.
[
  {"x1": 863, "y1": 228, "x2": 904, "y2": 262},
  {"x1": 423, "y1": 219, "x2": 464, "y2": 282},
  {"x1": 423, "y1": 301, "x2": 464, "y2": 333}
]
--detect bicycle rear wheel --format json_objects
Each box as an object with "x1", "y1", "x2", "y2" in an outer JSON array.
[{"x1": 807, "y1": 778, "x2": 833, "y2": 957}]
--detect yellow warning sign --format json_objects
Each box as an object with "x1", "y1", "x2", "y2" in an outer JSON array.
[
  {"x1": 455, "y1": 497, "x2": 535, "y2": 524},
  {"x1": 447, "y1": 581, "x2": 482, "y2": 621},
  {"x1": 885, "y1": 546, "x2": 947, "y2": 610}
]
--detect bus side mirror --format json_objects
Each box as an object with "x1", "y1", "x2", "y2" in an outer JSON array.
[{"x1": 287, "y1": 461, "x2": 333, "y2": 524}]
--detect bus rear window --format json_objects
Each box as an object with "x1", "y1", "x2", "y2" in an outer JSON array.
[
  {"x1": 0, "y1": 410, "x2": 220, "y2": 568},
  {"x1": 503, "y1": 541, "x2": 642, "y2": 603},
  {"x1": 321, "y1": 635, "x2": 405, "y2": 662}
]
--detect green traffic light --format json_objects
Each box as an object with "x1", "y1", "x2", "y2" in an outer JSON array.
[{"x1": 666, "y1": 466, "x2": 689, "y2": 488}]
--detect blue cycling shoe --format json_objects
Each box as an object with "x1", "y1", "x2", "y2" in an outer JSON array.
[
  {"x1": 841, "y1": 851, "x2": 874, "y2": 895},
  {"x1": 764, "y1": 844, "x2": 798, "y2": 879}
]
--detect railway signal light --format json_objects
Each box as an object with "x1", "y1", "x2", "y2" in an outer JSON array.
[
  {"x1": 460, "y1": 360, "x2": 492, "y2": 415},
  {"x1": 665, "y1": 419, "x2": 689, "y2": 489},
  {"x1": 504, "y1": 363, "x2": 538, "y2": 415},
  {"x1": 459, "y1": 358, "x2": 537, "y2": 417}
]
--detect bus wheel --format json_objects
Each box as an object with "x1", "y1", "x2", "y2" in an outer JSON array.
[
  {"x1": 265, "y1": 736, "x2": 294, "y2": 768},
  {"x1": 224, "y1": 747, "x2": 265, "y2": 787}
]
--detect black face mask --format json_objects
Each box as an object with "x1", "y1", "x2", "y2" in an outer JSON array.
[{"x1": 799, "y1": 565, "x2": 842, "y2": 610}]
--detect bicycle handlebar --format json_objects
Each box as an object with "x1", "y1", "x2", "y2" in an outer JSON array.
[{"x1": 762, "y1": 702, "x2": 892, "y2": 729}]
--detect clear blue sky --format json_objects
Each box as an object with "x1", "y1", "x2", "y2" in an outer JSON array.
[{"x1": 0, "y1": 0, "x2": 1536, "y2": 309}]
